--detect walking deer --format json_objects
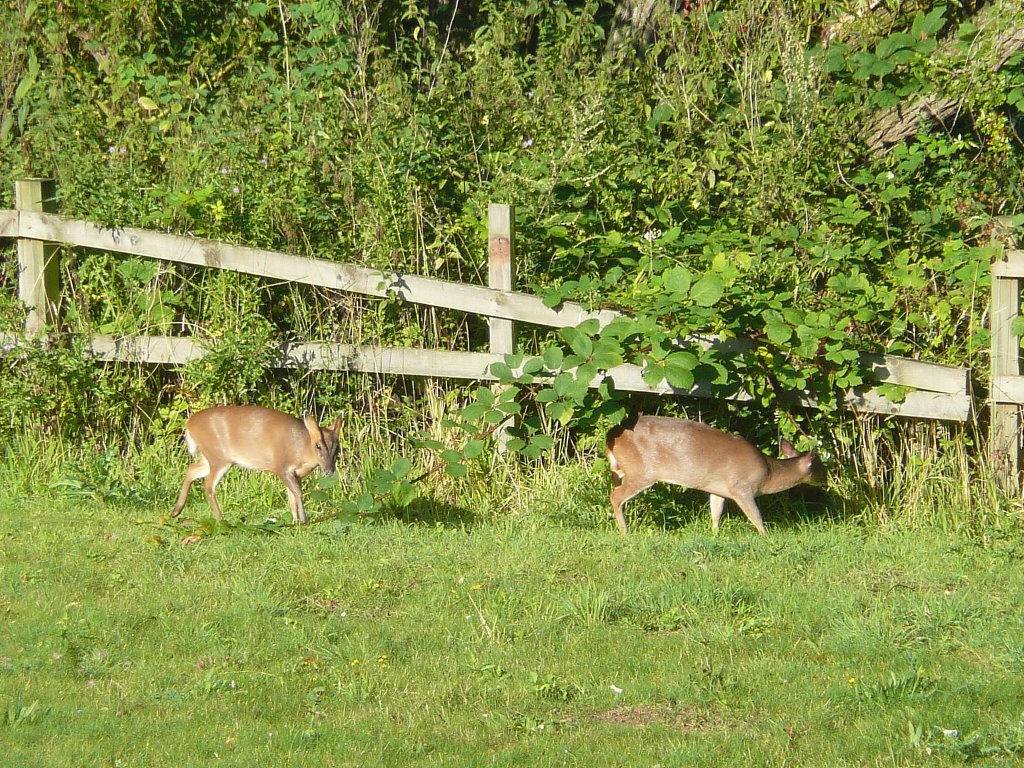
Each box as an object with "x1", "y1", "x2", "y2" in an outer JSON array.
[
  {"x1": 171, "y1": 405, "x2": 342, "y2": 524},
  {"x1": 605, "y1": 413, "x2": 826, "y2": 535}
]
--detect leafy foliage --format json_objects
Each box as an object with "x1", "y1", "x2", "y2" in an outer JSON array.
[{"x1": 1, "y1": 1, "x2": 1022, "y2": 487}]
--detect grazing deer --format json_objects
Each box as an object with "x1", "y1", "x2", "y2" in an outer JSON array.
[
  {"x1": 605, "y1": 413, "x2": 826, "y2": 535},
  {"x1": 171, "y1": 405, "x2": 342, "y2": 524}
]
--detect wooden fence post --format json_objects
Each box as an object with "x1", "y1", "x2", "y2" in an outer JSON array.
[
  {"x1": 16, "y1": 178, "x2": 59, "y2": 336},
  {"x1": 488, "y1": 204, "x2": 515, "y2": 353},
  {"x1": 488, "y1": 204, "x2": 515, "y2": 450},
  {"x1": 990, "y1": 224, "x2": 1022, "y2": 488}
]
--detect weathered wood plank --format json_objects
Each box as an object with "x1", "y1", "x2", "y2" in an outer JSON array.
[
  {"x1": 0, "y1": 210, "x2": 16, "y2": 237},
  {"x1": 858, "y1": 353, "x2": 966, "y2": 395},
  {"x1": 697, "y1": 334, "x2": 967, "y2": 395},
  {"x1": 276, "y1": 343, "x2": 502, "y2": 380},
  {"x1": 488, "y1": 203, "x2": 516, "y2": 355},
  {"x1": 86, "y1": 335, "x2": 208, "y2": 365},
  {"x1": 990, "y1": 265, "x2": 1021, "y2": 480},
  {"x1": 84, "y1": 335, "x2": 505, "y2": 379},
  {"x1": 13, "y1": 210, "x2": 618, "y2": 329},
  {"x1": 16, "y1": 182, "x2": 60, "y2": 336},
  {"x1": 992, "y1": 375, "x2": 1024, "y2": 405},
  {"x1": 3, "y1": 208, "x2": 970, "y2": 399},
  {"x1": 488, "y1": 204, "x2": 517, "y2": 450},
  {"x1": 842, "y1": 388, "x2": 971, "y2": 422},
  {"x1": 70, "y1": 334, "x2": 972, "y2": 421},
  {"x1": 991, "y1": 250, "x2": 1024, "y2": 278}
]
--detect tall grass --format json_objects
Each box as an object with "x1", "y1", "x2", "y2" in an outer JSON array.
[
  {"x1": 830, "y1": 417, "x2": 1020, "y2": 537},
  {"x1": 3, "y1": 406, "x2": 1020, "y2": 538}
]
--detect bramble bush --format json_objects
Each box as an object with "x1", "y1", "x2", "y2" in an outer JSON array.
[{"x1": 0, "y1": 1, "x2": 1021, "y2": 513}]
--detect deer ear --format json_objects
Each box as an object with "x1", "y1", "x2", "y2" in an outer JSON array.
[
  {"x1": 303, "y1": 413, "x2": 322, "y2": 441},
  {"x1": 779, "y1": 438, "x2": 800, "y2": 458},
  {"x1": 329, "y1": 416, "x2": 342, "y2": 434}
]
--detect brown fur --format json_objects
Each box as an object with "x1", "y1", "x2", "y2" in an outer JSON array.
[
  {"x1": 605, "y1": 415, "x2": 826, "y2": 535},
  {"x1": 171, "y1": 405, "x2": 342, "y2": 524}
]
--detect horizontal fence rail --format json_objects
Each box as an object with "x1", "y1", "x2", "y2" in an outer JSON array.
[
  {"x1": 0, "y1": 180, "x2": 972, "y2": 423},
  {"x1": 11, "y1": 208, "x2": 619, "y2": 329},
  {"x1": 6, "y1": 334, "x2": 955, "y2": 422}
]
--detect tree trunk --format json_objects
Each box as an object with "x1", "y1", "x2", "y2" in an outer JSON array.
[
  {"x1": 863, "y1": 6, "x2": 1024, "y2": 154},
  {"x1": 605, "y1": 0, "x2": 687, "y2": 60}
]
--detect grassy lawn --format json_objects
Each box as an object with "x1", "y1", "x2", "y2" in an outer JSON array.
[{"x1": 2, "y1": 481, "x2": 1024, "y2": 767}]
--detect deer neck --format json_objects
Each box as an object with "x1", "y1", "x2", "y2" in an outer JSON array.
[{"x1": 759, "y1": 456, "x2": 809, "y2": 495}]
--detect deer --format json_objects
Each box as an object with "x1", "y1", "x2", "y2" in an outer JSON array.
[
  {"x1": 605, "y1": 413, "x2": 827, "y2": 535},
  {"x1": 170, "y1": 405, "x2": 342, "y2": 524}
]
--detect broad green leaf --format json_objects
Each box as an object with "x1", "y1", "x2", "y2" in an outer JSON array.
[
  {"x1": 642, "y1": 362, "x2": 665, "y2": 388},
  {"x1": 484, "y1": 409, "x2": 508, "y2": 425},
  {"x1": 690, "y1": 274, "x2": 724, "y2": 307},
  {"x1": 475, "y1": 386, "x2": 496, "y2": 407},
  {"x1": 544, "y1": 401, "x2": 574, "y2": 425},
  {"x1": 543, "y1": 346, "x2": 564, "y2": 371},
  {"x1": 568, "y1": 332, "x2": 593, "y2": 359},
  {"x1": 488, "y1": 361, "x2": 514, "y2": 382},
  {"x1": 368, "y1": 469, "x2": 396, "y2": 494},
  {"x1": 647, "y1": 102, "x2": 674, "y2": 130},
  {"x1": 390, "y1": 480, "x2": 417, "y2": 508},
  {"x1": 459, "y1": 402, "x2": 488, "y2": 422},
  {"x1": 444, "y1": 462, "x2": 467, "y2": 478},
  {"x1": 463, "y1": 439, "x2": 486, "y2": 459},
  {"x1": 536, "y1": 387, "x2": 559, "y2": 403},
  {"x1": 766, "y1": 322, "x2": 791, "y2": 345},
  {"x1": 497, "y1": 399, "x2": 521, "y2": 416},
  {"x1": 665, "y1": 363, "x2": 694, "y2": 390},
  {"x1": 663, "y1": 265, "x2": 692, "y2": 296},
  {"x1": 542, "y1": 290, "x2": 564, "y2": 308},
  {"x1": 505, "y1": 437, "x2": 527, "y2": 452},
  {"x1": 657, "y1": 226, "x2": 681, "y2": 246},
  {"x1": 530, "y1": 435, "x2": 555, "y2": 450},
  {"x1": 665, "y1": 350, "x2": 698, "y2": 370},
  {"x1": 522, "y1": 356, "x2": 544, "y2": 375}
]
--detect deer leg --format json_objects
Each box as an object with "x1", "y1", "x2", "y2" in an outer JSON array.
[
  {"x1": 172, "y1": 457, "x2": 210, "y2": 517},
  {"x1": 709, "y1": 494, "x2": 727, "y2": 530},
  {"x1": 202, "y1": 461, "x2": 232, "y2": 520},
  {"x1": 609, "y1": 478, "x2": 649, "y2": 536},
  {"x1": 732, "y1": 493, "x2": 768, "y2": 535},
  {"x1": 280, "y1": 471, "x2": 306, "y2": 524}
]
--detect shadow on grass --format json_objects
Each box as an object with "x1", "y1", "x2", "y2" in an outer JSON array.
[
  {"x1": 390, "y1": 495, "x2": 480, "y2": 528},
  {"x1": 622, "y1": 484, "x2": 847, "y2": 534},
  {"x1": 166, "y1": 494, "x2": 482, "y2": 537}
]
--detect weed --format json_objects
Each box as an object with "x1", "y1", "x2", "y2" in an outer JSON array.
[
  {"x1": 4, "y1": 692, "x2": 45, "y2": 727},
  {"x1": 854, "y1": 668, "x2": 938, "y2": 706},
  {"x1": 528, "y1": 672, "x2": 584, "y2": 703}
]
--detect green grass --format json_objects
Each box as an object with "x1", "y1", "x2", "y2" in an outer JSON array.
[{"x1": 3, "y1": 448, "x2": 1024, "y2": 767}]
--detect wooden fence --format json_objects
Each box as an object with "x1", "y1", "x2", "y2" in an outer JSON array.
[
  {"x1": 989, "y1": 242, "x2": 1024, "y2": 480},
  {"x1": 2, "y1": 178, "x2": 972, "y2": 426}
]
